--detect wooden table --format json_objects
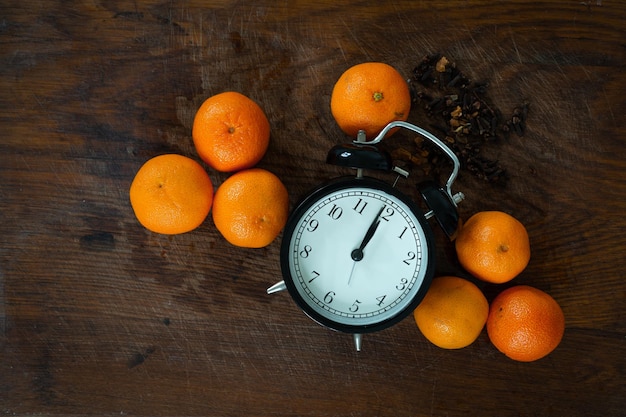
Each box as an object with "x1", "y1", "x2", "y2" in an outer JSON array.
[{"x1": 2, "y1": 1, "x2": 624, "y2": 416}]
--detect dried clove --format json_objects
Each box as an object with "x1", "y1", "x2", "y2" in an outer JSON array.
[
  {"x1": 398, "y1": 54, "x2": 530, "y2": 186},
  {"x1": 505, "y1": 103, "x2": 529, "y2": 137}
]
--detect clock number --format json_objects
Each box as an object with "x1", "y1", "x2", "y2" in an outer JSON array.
[
  {"x1": 376, "y1": 295, "x2": 387, "y2": 306},
  {"x1": 398, "y1": 226, "x2": 408, "y2": 239},
  {"x1": 308, "y1": 270, "x2": 320, "y2": 284},
  {"x1": 327, "y1": 204, "x2": 343, "y2": 220},
  {"x1": 352, "y1": 198, "x2": 368, "y2": 214},
  {"x1": 324, "y1": 291, "x2": 335, "y2": 304},
  {"x1": 403, "y1": 251, "x2": 416, "y2": 265},
  {"x1": 299, "y1": 245, "x2": 312, "y2": 258},
  {"x1": 381, "y1": 206, "x2": 395, "y2": 221},
  {"x1": 396, "y1": 278, "x2": 409, "y2": 291},
  {"x1": 349, "y1": 299, "x2": 361, "y2": 312},
  {"x1": 306, "y1": 219, "x2": 319, "y2": 232}
]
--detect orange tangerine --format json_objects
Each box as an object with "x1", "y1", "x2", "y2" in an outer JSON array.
[
  {"x1": 192, "y1": 91, "x2": 270, "y2": 172},
  {"x1": 330, "y1": 62, "x2": 411, "y2": 139},
  {"x1": 130, "y1": 154, "x2": 213, "y2": 234},
  {"x1": 455, "y1": 211, "x2": 530, "y2": 283},
  {"x1": 487, "y1": 285, "x2": 565, "y2": 362},
  {"x1": 414, "y1": 276, "x2": 489, "y2": 349},
  {"x1": 212, "y1": 168, "x2": 289, "y2": 248}
]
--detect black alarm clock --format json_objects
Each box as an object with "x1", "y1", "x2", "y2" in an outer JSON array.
[{"x1": 268, "y1": 121, "x2": 464, "y2": 350}]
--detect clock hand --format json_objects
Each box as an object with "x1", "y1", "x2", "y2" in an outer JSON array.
[
  {"x1": 347, "y1": 260, "x2": 358, "y2": 286},
  {"x1": 351, "y1": 204, "x2": 386, "y2": 262},
  {"x1": 348, "y1": 205, "x2": 385, "y2": 286}
]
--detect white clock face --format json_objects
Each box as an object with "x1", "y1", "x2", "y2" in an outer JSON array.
[{"x1": 282, "y1": 178, "x2": 434, "y2": 332}]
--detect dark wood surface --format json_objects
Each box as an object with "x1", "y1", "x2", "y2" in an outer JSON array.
[{"x1": 1, "y1": 1, "x2": 625, "y2": 416}]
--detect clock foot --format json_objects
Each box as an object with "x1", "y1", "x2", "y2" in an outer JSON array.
[
  {"x1": 353, "y1": 333, "x2": 362, "y2": 351},
  {"x1": 266, "y1": 280, "x2": 287, "y2": 294}
]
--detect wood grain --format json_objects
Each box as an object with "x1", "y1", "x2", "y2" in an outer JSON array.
[{"x1": 1, "y1": 1, "x2": 625, "y2": 416}]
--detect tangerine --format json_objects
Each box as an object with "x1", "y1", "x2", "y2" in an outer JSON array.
[
  {"x1": 455, "y1": 211, "x2": 530, "y2": 284},
  {"x1": 212, "y1": 168, "x2": 289, "y2": 248},
  {"x1": 413, "y1": 276, "x2": 489, "y2": 349},
  {"x1": 487, "y1": 285, "x2": 565, "y2": 362},
  {"x1": 192, "y1": 91, "x2": 270, "y2": 172},
  {"x1": 330, "y1": 62, "x2": 411, "y2": 139},
  {"x1": 130, "y1": 154, "x2": 213, "y2": 234}
]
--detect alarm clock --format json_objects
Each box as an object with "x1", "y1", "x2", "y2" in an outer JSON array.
[{"x1": 267, "y1": 121, "x2": 465, "y2": 351}]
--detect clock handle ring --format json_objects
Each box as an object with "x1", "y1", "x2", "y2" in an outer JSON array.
[{"x1": 354, "y1": 121, "x2": 463, "y2": 204}]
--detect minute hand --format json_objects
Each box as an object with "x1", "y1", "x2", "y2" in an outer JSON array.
[{"x1": 351, "y1": 205, "x2": 385, "y2": 261}]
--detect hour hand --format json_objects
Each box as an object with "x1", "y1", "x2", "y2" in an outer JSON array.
[{"x1": 351, "y1": 205, "x2": 385, "y2": 261}]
